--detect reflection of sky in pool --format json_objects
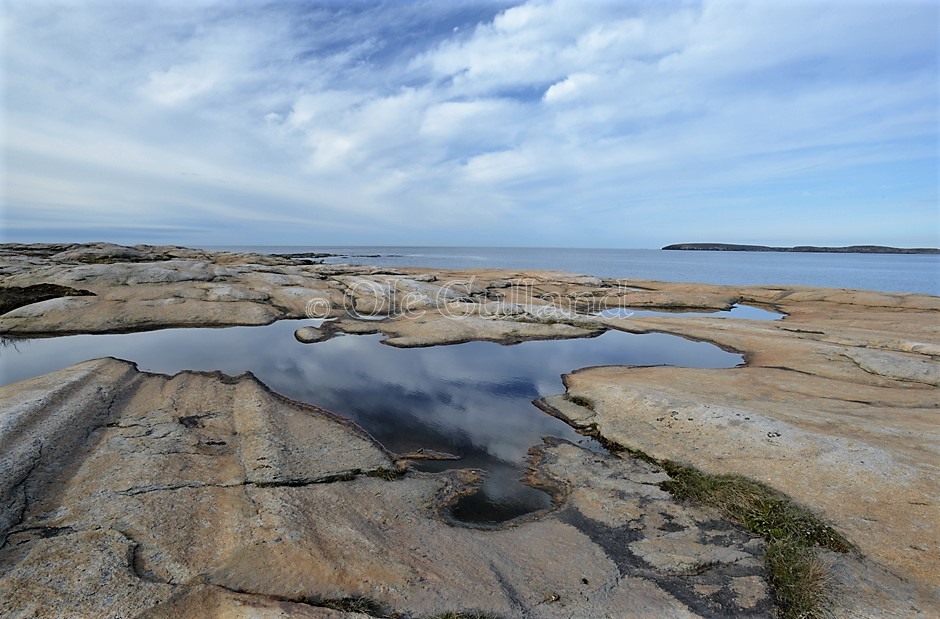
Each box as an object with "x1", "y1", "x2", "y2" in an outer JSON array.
[
  {"x1": 597, "y1": 304, "x2": 784, "y2": 320},
  {"x1": 0, "y1": 321, "x2": 741, "y2": 524}
]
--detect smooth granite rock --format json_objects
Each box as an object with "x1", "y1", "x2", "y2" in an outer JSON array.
[{"x1": 1, "y1": 359, "x2": 774, "y2": 618}]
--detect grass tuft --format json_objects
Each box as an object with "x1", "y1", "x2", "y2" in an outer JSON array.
[
  {"x1": 657, "y1": 460, "x2": 850, "y2": 618},
  {"x1": 765, "y1": 539, "x2": 833, "y2": 619},
  {"x1": 659, "y1": 461, "x2": 851, "y2": 552}
]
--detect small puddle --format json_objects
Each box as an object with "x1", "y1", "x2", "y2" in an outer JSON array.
[
  {"x1": 0, "y1": 321, "x2": 742, "y2": 526},
  {"x1": 597, "y1": 303, "x2": 783, "y2": 320}
]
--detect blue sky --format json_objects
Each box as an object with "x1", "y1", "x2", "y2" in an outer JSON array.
[{"x1": 2, "y1": 0, "x2": 938, "y2": 248}]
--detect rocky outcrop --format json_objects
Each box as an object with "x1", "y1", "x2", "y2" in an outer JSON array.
[
  {"x1": 2, "y1": 242, "x2": 938, "y2": 616},
  {"x1": 1, "y1": 359, "x2": 774, "y2": 618},
  {"x1": 0, "y1": 245, "x2": 609, "y2": 342},
  {"x1": 294, "y1": 325, "x2": 328, "y2": 343},
  {"x1": 539, "y1": 299, "x2": 939, "y2": 613}
]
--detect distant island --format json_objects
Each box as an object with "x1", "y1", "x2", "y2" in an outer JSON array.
[{"x1": 662, "y1": 243, "x2": 940, "y2": 255}]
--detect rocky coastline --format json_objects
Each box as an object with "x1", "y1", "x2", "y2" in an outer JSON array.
[{"x1": 1, "y1": 242, "x2": 937, "y2": 618}]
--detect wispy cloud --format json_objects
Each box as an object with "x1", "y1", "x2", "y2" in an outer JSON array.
[{"x1": 2, "y1": 0, "x2": 937, "y2": 246}]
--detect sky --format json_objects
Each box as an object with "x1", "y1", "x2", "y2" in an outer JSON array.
[{"x1": 1, "y1": 0, "x2": 938, "y2": 248}]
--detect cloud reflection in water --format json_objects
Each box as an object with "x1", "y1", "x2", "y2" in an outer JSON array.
[{"x1": 0, "y1": 321, "x2": 741, "y2": 524}]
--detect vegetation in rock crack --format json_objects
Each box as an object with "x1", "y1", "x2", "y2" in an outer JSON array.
[
  {"x1": 367, "y1": 466, "x2": 407, "y2": 481},
  {"x1": 581, "y1": 422, "x2": 658, "y2": 465},
  {"x1": 657, "y1": 460, "x2": 850, "y2": 618},
  {"x1": 311, "y1": 602, "x2": 504, "y2": 619},
  {"x1": 319, "y1": 596, "x2": 388, "y2": 615},
  {"x1": 567, "y1": 427, "x2": 851, "y2": 619},
  {"x1": 429, "y1": 612, "x2": 504, "y2": 619},
  {"x1": 659, "y1": 461, "x2": 852, "y2": 552}
]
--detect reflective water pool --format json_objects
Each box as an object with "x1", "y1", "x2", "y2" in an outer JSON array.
[
  {"x1": 0, "y1": 321, "x2": 742, "y2": 524},
  {"x1": 597, "y1": 303, "x2": 784, "y2": 320}
]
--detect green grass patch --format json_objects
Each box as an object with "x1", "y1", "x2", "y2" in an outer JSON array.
[
  {"x1": 765, "y1": 539, "x2": 833, "y2": 619},
  {"x1": 656, "y1": 460, "x2": 850, "y2": 618},
  {"x1": 659, "y1": 461, "x2": 851, "y2": 552}
]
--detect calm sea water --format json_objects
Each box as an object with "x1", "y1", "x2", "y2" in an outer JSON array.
[{"x1": 209, "y1": 246, "x2": 939, "y2": 295}]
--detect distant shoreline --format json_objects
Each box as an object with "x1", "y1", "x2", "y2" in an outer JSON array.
[{"x1": 662, "y1": 243, "x2": 940, "y2": 255}]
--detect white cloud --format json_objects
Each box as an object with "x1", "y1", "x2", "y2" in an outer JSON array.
[
  {"x1": 543, "y1": 72, "x2": 597, "y2": 102},
  {"x1": 140, "y1": 64, "x2": 219, "y2": 106}
]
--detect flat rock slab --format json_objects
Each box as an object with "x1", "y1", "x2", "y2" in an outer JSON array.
[
  {"x1": 1, "y1": 359, "x2": 773, "y2": 618},
  {"x1": 539, "y1": 335, "x2": 939, "y2": 613}
]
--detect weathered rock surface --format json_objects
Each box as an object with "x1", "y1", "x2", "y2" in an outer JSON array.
[
  {"x1": 540, "y1": 295, "x2": 939, "y2": 614},
  {"x1": 294, "y1": 325, "x2": 328, "y2": 343},
  {"x1": 0, "y1": 245, "x2": 606, "y2": 343},
  {"x1": 1, "y1": 359, "x2": 774, "y2": 618}
]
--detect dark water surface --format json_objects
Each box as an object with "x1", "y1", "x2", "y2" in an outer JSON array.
[{"x1": 1, "y1": 321, "x2": 741, "y2": 524}]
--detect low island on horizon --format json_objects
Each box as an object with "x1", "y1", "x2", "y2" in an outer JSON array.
[{"x1": 663, "y1": 243, "x2": 940, "y2": 254}]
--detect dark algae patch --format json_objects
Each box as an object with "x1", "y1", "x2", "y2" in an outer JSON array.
[{"x1": 564, "y1": 394, "x2": 595, "y2": 409}]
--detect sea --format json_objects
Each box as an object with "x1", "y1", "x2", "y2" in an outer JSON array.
[{"x1": 208, "y1": 246, "x2": 939, "y2": 296}]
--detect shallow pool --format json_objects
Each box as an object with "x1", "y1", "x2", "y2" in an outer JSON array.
[
  {"x1": 597, "y1": 303, "x2": 784, "y2": 320},
  {"x1": 0, "y1": 321, "x2": 741, "y2": 524}
]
